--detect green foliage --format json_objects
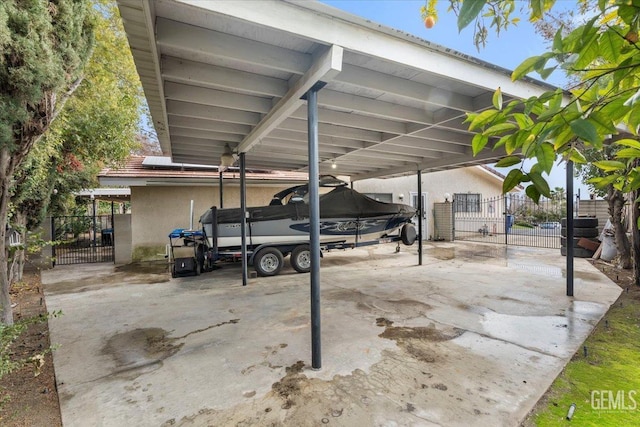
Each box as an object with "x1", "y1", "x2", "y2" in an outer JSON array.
[
  {"x1": 532, "y1": 292, "x2": 640, "y2": 426},
  {"x1": 0, "y1": 311, "x2": 61, "y2": 379},
  {"x1": 0, "y1": 0, "x2": 95, "y2": 147},
  {"x1": 1, "y1": 0, "x2": 96, "y2": 325},
  {"x1": 11, "y1": 0, "x2": 143, "y2": 226},
  {"x1": 451, "y1": 0, "x2": 640, "y2": 199}
]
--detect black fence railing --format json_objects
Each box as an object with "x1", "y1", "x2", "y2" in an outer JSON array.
[
  {"x1": 454, "y1": 194, "x2": 565, "y2": 249},
  {"x1": 52, "y1": 215, "x2": 114, "y2": 265}
]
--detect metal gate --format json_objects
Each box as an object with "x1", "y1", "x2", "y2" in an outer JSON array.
[
  {"x1": 453, "y1": 194, "x2": 564, "y2": 249},
  {"x1": 52, "y1": 215, "x2": 114, "y2": 265}
]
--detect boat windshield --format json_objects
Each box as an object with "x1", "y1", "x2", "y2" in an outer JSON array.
[{"x1": 271, "y1": 175, "x2": 348, "y2": 205}]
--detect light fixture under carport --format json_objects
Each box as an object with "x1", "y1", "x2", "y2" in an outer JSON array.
[
  {"x1": 219, "y1": 144, "x2": 237, "y2": 210},
  {"x1": 219, "y1": 143, "x2": 236, "y2": 169}
]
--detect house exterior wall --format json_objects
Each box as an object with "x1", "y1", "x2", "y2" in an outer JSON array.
[
  {"x1": 114, "y1": 214, "x2": 132, "y2": 264},
  {"x1": 354, "y1": 167, "x2": 504, "y2": 240},
  {"x1": 130, "y1": 184, "x2": 293, "y2": 261}
]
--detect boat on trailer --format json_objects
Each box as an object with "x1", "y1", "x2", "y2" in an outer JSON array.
[{"x1": 196, "y1": 176, "x2": 417, "y2": 276}]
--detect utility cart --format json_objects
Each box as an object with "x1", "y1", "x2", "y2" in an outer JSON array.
[{"x1": 167, "y1": 228, "x2": 210, "y2": 278}]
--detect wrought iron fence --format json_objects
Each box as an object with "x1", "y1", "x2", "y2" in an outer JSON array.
[
  {"x1": 453, "y1": 194, "x2": 565, "y2": 249},
  {"x1": 52, "y1": 215, "x2": 114, "y2": 265}
]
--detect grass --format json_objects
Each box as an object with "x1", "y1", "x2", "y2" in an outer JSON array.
[{"x1": 530, "y1": 283, "x2": 640, "y2": 426}]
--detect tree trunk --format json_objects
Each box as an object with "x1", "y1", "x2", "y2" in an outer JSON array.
[
  {"x1": 0, "y1": 147, "x2": 14, "y2": 325},
  {"x1": 607, "y1": 187, "x2": 632, "y2": 269},
  {"x1": 633, "y1": 188, "x2": 640, "y2": 287},
  {"x1": 10, "y1": 211, "x2": 27, "y2": 285}
]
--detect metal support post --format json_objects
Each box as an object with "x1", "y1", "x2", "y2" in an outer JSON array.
[
  {"x1": 92, "y1": 196, "x2": 97, "y2": 249},
  {"x1": 566, "y1": 161, "x2": 574, "y2": 296},
  {"x1": 111, "y1": 201, "x2": 115, "y2": 262},
  {"x1": 417, "y1": 170, "x2": 423, "y2": 266},
  {"x1": 240, "y1": 153, "x2": 248, "y2": 287},
  {"x1": 307, "y1": 84, "x2": 322, "y2": 370},
  {"x1": 219, "y1": 170, "x2": 224, "y2": 208}
]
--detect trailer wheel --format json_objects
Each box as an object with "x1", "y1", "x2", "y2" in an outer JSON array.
[
  {"x1": 196, "y1": 244, "x2": 206, "y2": 273},
  {"x1": 254, "y1": 247, "x2": 284, "y2": 277},
  {"x1": 291, "y1": 245, "x2": 311, "y2": 273}
]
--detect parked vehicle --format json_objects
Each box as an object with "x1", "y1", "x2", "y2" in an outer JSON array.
[
  {"x1": 195, "y1": 176, "x2": 417, "y2": 276},
  {"x1": 539, "y1": 221, "x2": 560, "y2": 229}
]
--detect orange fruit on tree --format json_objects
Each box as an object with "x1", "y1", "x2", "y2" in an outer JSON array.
[{"x1": 424, "y1": 16, "x2": 435, "y2": 29}]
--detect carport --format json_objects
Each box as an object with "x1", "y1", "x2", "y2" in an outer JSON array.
[{"x1": 116, "y1": 0, "x2": 571, "y2": 369}]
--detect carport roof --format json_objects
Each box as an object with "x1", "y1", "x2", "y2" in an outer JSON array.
[{"x1": 117, "y1": 0, "x2": 558, "y2": 181}]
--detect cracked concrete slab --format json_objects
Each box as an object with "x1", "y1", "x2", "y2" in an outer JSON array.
[{"x1": 43, "y1": 242, "x2": 621, "y2": 426}]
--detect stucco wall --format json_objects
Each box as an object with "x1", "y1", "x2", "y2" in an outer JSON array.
[
  {"x1": 131, "y1": 184, "x2": 294, "y2": 261},
  {"x1": 114, "y1": 214, "x2": 132, "y2": 265},
  {"x1": 354, "y1": 167, "x2": 504, "y2": 240}
]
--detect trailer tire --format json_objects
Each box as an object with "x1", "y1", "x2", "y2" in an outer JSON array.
[
  {"x1": 561, "y1": 227, "x2": 599, "y2": 238},
  {"x1": 291, "y1": 245, "x2": 311, "y2": 273},
  {"x1": 196, "y1": 244, "x2": 206, "y2": 273},
  {"x1": 254, "y1": 247, "x2": 284, "y2": 277},
  {"x1": 400, "y1": 223, "x2": 417, "y2": 246}
]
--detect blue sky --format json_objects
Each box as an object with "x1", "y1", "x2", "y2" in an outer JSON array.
[{"x1": 321, "y1": 0, "x2": 591, "y2": 197}]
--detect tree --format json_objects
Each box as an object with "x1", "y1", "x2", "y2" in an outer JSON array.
[
  {"x1": 444, "y1": 0, "x2": 640, "y2": 281},
  {"x1": 576, "y1": 147, "x2": 632, "y2": 269},
  {"x1": 0, "y1": 0, "x2": 95, "y2": 324},
  {"x1": 8, "y1": 0, "x2": 144, "y2": 285},
  {"x1": 527, "y1": 4, "x2": 634, "y2": 269}
]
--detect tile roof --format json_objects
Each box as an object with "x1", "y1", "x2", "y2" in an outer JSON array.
[{"x1": 99, "y1": 156, "x2": 308, "y2": 184}]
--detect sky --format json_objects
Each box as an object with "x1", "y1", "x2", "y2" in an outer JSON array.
[{"x1": 321, "y1": 0, "x2": 592, "y2": 197}]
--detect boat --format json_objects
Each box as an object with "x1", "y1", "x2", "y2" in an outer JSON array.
[{"x1": 198, "y1": 176, "x2": 417, "y2": 276}]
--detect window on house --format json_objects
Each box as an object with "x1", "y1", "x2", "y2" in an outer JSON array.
[{"x1": 454, "y1": 193, "x2": 481, "y2": 213}]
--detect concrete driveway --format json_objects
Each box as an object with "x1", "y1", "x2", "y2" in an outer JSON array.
[{"x1": 43, "y1": 242, "x2": 621, "y2": 426}]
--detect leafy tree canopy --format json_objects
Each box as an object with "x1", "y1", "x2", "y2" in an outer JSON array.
[
  {"x1": 12, "y1": 0, "x2": 143, "y2": 229},
  {"x1": 0, "y1": 0, "x2": 96, "y2": 324},
  {"x1": 442, "y1": 0, "x2": 640, "y2": 204},
  {"x1": 0, "y1": 0, "x2": 95, "y2": 153}
]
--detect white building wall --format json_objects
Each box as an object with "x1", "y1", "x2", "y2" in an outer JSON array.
[
  {"x1": 131, "y1": 184, "x2": 292, "y2": 260},
  {"x1": 354, "y1": 166, "x2": 504, "y2": 240}
]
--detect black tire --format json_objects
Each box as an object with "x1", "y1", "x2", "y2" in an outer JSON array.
[
  {"x1": 561, "y1": 227, "x2": 599, "y2": 238},
  {"x1": 291, "y1": 245, "x2": 311, "y2": 273},
  {"x1": 196, "y1": 244, "x2": 206, "y2": 273},
  {"x1": 254, "y1": 247, "x2": 284, "y2": 277},
  {"x1": 561, "y1": 218, "x2": 598, "y2": 228},
  {"x1": 561, "y1": 246, "x2": 595, "y2": 258},
  {"x1": 561, "y1": 237, "x2": 599, "y2": 248},
  {"x1": 400, "y1": 223, "x2": 417, "y2": 245}
]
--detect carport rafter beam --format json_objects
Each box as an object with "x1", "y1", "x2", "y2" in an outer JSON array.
[
  {"x1": 351, "y1": 148, "x2": 506, "y2": 181},
  {"x1": 121, "y1": 0, "x2": 170, "y2": 154},
  {"x1": 335, "y1": 64, "x2": 474, "y2": 112},
  {"x1": 237, "y1": 45, "x2": 344, "y2": 153},
  {"x1": 189, "y1": 0, "x2": 558, "y2": 100},
  {"x1": 156, "y1": 18, "x2": 311, "y2": 74},
  {"x1": 162, "y1": 57, "x2": 289, "y2": 97}
]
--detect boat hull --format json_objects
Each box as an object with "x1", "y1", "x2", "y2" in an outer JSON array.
[{"x1": 208, "y1": 215, "x2": 410, "y2": 249}]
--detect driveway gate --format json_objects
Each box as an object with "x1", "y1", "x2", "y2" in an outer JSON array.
[
  {"x1": 453, "y1": 194, "x2": 564, "y2": 249},
  {"x1": 52, "y1": 214, "x2": 114, "y2": 265}
]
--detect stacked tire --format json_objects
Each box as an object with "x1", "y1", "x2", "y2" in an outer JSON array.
[{"x1": 560, "y1": 217, "x2": 599, "y2": 258}]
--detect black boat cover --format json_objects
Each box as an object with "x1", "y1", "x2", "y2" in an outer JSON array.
[{"x1": 200, "y1": 186, "x2": 415, "y2": 225}]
